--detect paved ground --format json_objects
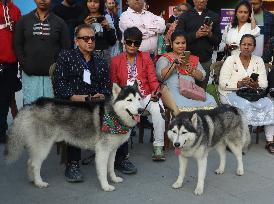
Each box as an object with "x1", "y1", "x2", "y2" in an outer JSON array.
[{"x1": 0, "y1": 92, "x2": 274, "y2": 204}]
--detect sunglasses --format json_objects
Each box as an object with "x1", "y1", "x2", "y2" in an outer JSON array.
[
  {"x1": 77, "y1": 36, "x2": 96, "y2": 43},
  {"x1": 125, "y1": 39, "x2": 142, "y2": 47}
]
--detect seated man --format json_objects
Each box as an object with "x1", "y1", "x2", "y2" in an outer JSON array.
[
  {"x1": 110, "y1": 27, "x2": 166, "y2": 161},
  {"x1": 53, "y1": 24, "x2": 111, "y2": 182}
]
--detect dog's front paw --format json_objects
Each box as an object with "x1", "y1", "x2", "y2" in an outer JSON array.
[
  {"x1": 34, "y1": 181, "x2": 49, "y2": 188},
  {"x1": 215, "y1": 168, "x2": 224, "y2": 175},
  {"x1": 236, "y1": 168, "x2": 244, "y2": 176},
  {"x1": 194, "y1": 186, "x2": 204, "y2": 195},
  {"x1": 111, "y1": 176, "x2": 123, "y2": 183},
  {"x1": 102, "y1": 184, "x2": 115, "y2": 192},
  {"x1": 172, "y1": 181, "x2": 183, "y2": 189}
]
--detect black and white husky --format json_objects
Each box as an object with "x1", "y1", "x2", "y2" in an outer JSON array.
[
  {"x1": 167, "y1": 105, "x2": 251, "y2": 195},
  {"x1": 5, "y1": 83, "x2": 142, "y2": 192}
]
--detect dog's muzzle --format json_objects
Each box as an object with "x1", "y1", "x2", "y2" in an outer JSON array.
[{"x1": 126, "y1": 109, "x2": 141, "y2": 123}]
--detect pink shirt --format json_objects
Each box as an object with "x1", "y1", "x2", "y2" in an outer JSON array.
[{"x1": 119, "y1": 7, "x2": 166, "y2": 53}]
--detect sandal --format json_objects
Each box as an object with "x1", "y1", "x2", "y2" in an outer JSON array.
[{"x1": 265, "y1": 142, "x2": 274, "y2": 154}]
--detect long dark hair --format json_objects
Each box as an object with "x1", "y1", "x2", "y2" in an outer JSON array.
[
  {"x1": 231, "y1": 0, "x2": 252, "y2": 28},
  {"x1": 82, "y1": 0, "x2": 105, "y2": 16}
]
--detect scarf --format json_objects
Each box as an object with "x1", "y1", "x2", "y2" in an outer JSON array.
[{"x1": 101, "y1": 112, "x2": 131, "y2": 134}]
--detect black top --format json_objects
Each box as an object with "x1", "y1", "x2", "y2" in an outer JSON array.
[
  {"x1": 94, "y1": 26, "x2": 117, "y2": 51},
  {"x1": 13, "y1": 10, "x2": 71, "y2": 76},
  {"x1": 106, "y1": 11, "x2": 122, "y2": 42},
  {"x1": 168, "y1": 15, "x2": 178, "y2": 24},
  {"x1": 175, "y1": 8, "x2": 221, "y2": 62},
  {"x1": 53, "y1": 48, "x2": 111, "y2": 99},
  {"x1": 52, "y1": 3, "x2": 83, "y2": 47}
]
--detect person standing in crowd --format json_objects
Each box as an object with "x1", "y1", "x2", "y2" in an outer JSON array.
[
  {"x1": 53, "y1": 24, "x2": 111, "y2": 182},
  {"x1": 175, "y1": 0, "x2": 222, "y2": 90},
  {"x1": 249, "y1": 0, "x2": 274, "y2": 63},
  {"x1": 219, "y1": 1, "x2": 260, "y2": 57},
  {"x1": 111, "y1": 27, "x2": 167, "y2": 161},
  {"x1": 53, "y1": 0, "x2": 83, "y2": 47},
  {"x1": 0, "y1": 0, "x2": 21, "y2": 144},
  {"x1": 81, "y1": 0, "x2": 116, "y2": 63},
  {"x1": 119, "y1": 0, "x2": 165, "y2": 55},
  {"x1": 167, "y1": 6, "x2": 180, "y2": 24},
  {"x1": 13, "y1": 0, "x2": 70, "y2": 105},
  {"x1": 165, "y1": 3, "x2": 191, "y2": 49},
  {"x1": 105, "y1": 0, "x2": 122, "y2": 56}
]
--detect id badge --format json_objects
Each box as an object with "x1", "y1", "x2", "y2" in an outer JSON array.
[{"x1": 83, "y1": 69, "x2": 91, "y2": 84}]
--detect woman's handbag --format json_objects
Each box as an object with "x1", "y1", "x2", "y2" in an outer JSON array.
[
  {"x1": 236, "y1": 87, "x2": 266, "y2": 101},
  {"x1": 179, "y1": 76, "x2": 206, "y2": 101}
]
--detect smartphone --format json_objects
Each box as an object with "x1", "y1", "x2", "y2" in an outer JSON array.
[
  {"x1": 96, "y1": 16, "x2": 105, "y2": 23},
  {"x1": 203, "y1": 16, "x2": 212, "y2": 26},
  {"x1": 180, "y1": 51, "x2": 191, "y2": 69},
  {"x1": 250, "y1": 73, "x2": 259, "y2": 81}
]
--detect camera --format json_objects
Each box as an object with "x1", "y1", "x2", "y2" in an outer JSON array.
[
  {"x1": 250, "y1": 73, "x2": 259, "y2": 81},
  {"x1": 96, "y1": 16, "x2": 105, "y2": 23},
  {"x1": 203, "y1": 16, "x2": 212, "y2": 26}
]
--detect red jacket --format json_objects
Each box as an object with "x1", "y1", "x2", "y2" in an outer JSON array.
[
  {"x1": 110, "y1": 51, "x2": 159, "y2": 96},
  {"x1": 0, "y1": 2, "x2": 21, "y2": 63}
]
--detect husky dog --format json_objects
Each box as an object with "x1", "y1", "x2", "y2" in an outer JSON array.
[
  {"x1": 167, "y1": 105, "x2": 251, "y2": 195},
  {"x1": 5, "y1": 83, "x2": 143, "y2": 192}
]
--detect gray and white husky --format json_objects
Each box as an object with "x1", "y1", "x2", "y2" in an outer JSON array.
[
  {"x1": 167, "y1": 105, "x2": 251, "y2": 195},
  {"x1": 5, "y1": 83, "x2": 142, "y2": 192}
]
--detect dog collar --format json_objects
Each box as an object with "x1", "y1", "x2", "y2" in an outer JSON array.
[{"x1": 101, "y1": 112, "x2": 131, "y2": 134}]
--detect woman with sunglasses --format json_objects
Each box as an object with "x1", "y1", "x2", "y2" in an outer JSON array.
[
  {"x1": 156, "y1": 31, "x2": 217, "y2": 112},
  {"x1": 110, "y1": 27, "x2": 169, "y2": 162},
  {"x1": 80, "y1": 0, "x2": 116, "y2": 63}
]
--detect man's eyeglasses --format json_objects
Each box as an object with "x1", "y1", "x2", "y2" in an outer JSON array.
[
  {"x1": 125, "y1": 39, "x2": 142, "y2": 47},
  {"x1": 77, "y1": 36, "x2": 96, "y2": 43}
]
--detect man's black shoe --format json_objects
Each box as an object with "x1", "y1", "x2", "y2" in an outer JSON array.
[
  {"x1": 115, "y1": 159, "x2": 137, "y2": 174},
  {"x1": 65, "y1": 161, "x2": 84, "y2": 182}
]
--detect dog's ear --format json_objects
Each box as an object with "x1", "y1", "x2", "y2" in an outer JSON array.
[
  {"x1": 112, "y1": 83, "x2": 121, "y2": 99},
  {"x1": 191, "y1": 113, "x2": 198, "y2": 129}
]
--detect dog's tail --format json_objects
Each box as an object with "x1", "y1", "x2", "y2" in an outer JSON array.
[{"x1": 4, "y1": 121, "x2": 25, "y2": 163}]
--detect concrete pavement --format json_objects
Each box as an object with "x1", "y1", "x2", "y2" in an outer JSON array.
[{"x1": 0, "y1": 92, "x2": 274, "y2": 204}]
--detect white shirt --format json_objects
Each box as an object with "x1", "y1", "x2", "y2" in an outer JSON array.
[
  {"x1": 218, "y1": 54, "x2": 267, "y2": 96},
  {"x1": 119, "y1": 7, "x2": 166, "y2": 53},
  {"x1": 219, "y1": 22, "x2": 260, "y2": 55}
]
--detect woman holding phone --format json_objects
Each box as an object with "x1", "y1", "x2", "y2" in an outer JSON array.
[
  {"x1": 219, "y1": 34, "x2": 274, "y2": 154},
  {"x1": 156, "y1": 31, "x2": 217, "y2": 111},
  {"x1": 80, "y1": 0, "x2": 116, "y2": 63},
  {"x1": 219, "y1": 0, "x2": 260, "y2": 56}
]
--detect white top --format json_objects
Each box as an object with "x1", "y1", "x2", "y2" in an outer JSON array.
[
  {"x1": 219, "y1": 22, "x2": 260, "y2": 55},
  {"x1": 218, "y1": 54, "x2": 267, "y2": 96},
  {"x1": 119, "y1": 7, "x2": 166, "y2": 53}
]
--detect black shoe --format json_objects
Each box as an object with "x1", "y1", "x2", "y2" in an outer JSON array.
[
  {"x1": 65, "y1": 161, "x2": 84, "y2": 182},
  {"x1": 115, "y1": 159, "x2": 137, "y2": 174}
]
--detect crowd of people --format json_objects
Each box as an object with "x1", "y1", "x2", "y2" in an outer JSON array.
[{"x1": 0, "y1": 0, "x2": 273, "y2": 183}]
